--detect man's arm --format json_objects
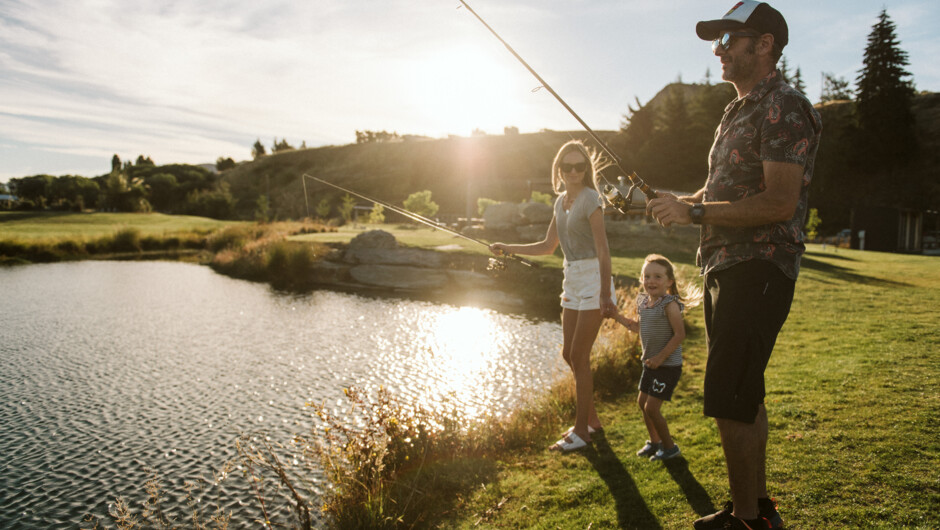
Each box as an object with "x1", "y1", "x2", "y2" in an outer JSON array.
[{"x1": 647, "y1": 161, "x2": 803, "y2": 227}]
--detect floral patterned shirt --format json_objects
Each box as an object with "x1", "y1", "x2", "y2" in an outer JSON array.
[{"x1": 698, "y1": 70, "x2": 823, "y2": 280}]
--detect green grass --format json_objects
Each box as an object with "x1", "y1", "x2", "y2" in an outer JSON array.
[
  {"x1": 0, "y1": 211, "x2": 240, "y2": 240},
  {"x1": 440, "y1": 245, "x2": 939, "y2": 529}
]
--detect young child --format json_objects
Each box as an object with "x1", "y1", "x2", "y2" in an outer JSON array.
[{"x1": 608, "y1": 254, "x2": 686, "y2": 461}]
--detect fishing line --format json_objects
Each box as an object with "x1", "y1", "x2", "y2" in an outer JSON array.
[
  {"x1": 456, "y1": 0, "x2": 658, "y2": 211},
  {"x1": 301, "y1": 174, "x2": 538, "y2": 269}
]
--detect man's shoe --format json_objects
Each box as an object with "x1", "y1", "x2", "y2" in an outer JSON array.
[
  {"x1": 636, "y1": 440, "x2": 660, "y2": 457},
  {"x1": 693, "y1": 501, "x2": 734, "y2": 529},
  {"x1": 758, "y1": 498, "x2": 784, "y2": 530},
  {"x1": 724, "y1": 516, "x2": 770, "y2": 529},
  {"x1": 694, "y1": 500, "x2": 781, "y2": 530},
  {"x1": 649, "y1": 444, "x2": 681, "y2": 461}
]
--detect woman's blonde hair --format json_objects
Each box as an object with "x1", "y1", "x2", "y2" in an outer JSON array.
[{"x1": 550, "y1": 139, "x2": 610, "y2": 198}]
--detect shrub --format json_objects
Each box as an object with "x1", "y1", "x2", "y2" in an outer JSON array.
[{"x1": 110, "y1": 228, "x2": 142, "y2": 253}]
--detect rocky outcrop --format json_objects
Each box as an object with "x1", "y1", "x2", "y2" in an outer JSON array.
[
  {"x1": 310, "y1": 229, "x2": 561, "y2": 316},
  {"x1": 483, "y1": 201, "x2": 553, "y2": 242}
]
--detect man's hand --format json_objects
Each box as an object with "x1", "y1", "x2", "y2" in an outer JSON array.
[{"x1": 646, "y1": 193, "x2": 691, "y2": 228}]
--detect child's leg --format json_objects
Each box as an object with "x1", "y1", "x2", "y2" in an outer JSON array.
[
  {"x1": 642, "y1": 395, "x2": 674, "y2": 449},
  {"x1": 637, "y1": 392, "x2": 661, "y2": 443}
]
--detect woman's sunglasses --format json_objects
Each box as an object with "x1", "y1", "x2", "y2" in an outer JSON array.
[
  {"x1": 560, "y1": 162, "x2": 588, "y2": 173},
  {"x1": 712, "y1": 31, "x2": 760, "y2": 53}
]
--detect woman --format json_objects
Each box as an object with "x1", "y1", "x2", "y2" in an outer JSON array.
[{"x1": 490, "y1": 140, "x2": 615, "y2": 452}]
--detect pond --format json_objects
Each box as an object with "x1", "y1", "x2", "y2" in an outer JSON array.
[{"x1": 0, "y1": 260, "x2": 564, "y2": 527}]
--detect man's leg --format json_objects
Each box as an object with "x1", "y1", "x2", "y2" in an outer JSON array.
[{"x1": 716, "y1": 404, "x2": 767, "y2": 521}]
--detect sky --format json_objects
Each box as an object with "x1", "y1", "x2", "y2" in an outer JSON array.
[{"x1": 1, "y1": 0, "x2": 938, "y2": 182}]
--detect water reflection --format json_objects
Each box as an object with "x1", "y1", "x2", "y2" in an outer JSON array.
[{"x1": 0, "y1": 261, "x2": 563, "y2": 527}]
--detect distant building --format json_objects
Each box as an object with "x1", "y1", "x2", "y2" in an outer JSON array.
[
  {"x1": 0, "y1": 194, "x2": 17, "y2": 208},
  {"x1": 850, "y1": 206, "x2": 939, "y2": 255}
]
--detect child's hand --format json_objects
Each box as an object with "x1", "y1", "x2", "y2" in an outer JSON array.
[{"x1": 644, "y1": 357, "x2": 664, "y2": 369}]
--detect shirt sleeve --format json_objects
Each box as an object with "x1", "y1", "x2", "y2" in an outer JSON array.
[{"x1": 760, "y1": 90, "x2": 817, "y2": 167}]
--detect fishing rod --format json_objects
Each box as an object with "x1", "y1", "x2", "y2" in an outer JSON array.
[
  {"x1": 302, "y1": 174, "x2": 539, "y2": 269},
  {"x1": 455, "y1": 0, "x2": 658, "y2": 212}
]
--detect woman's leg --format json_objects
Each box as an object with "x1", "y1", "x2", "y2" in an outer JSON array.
[{"x1": 563, "y1": 307, "x2": 603, "y2": 442}]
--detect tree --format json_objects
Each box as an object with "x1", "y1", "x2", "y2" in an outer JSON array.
[
  {"x1": 338, "y1": 194, "x2": 356, "y2": 223},
  {"x1": 791, "y1": 67, "x2": 806, "y2": 95},
  {"x1": 779, "y1": 56, "x2": 791, "y2": 85},
  {"x1": 805, "y1": 208, "x2": 822, "y2": 240},
  {"x1": 403, "y1": 190, "x2": 439, "y2": 218},
  {"x1": 272, "y1": 137, "x2": 294, "y2": 153},
  {"x1": 368, "y1": 203, "x2": 385, "y2": 224},
  {"x1": 315, "y1": 197, "x2": 331, "y2": 219},
  {"x1": 855, "y1": 9, "x2": 916, "y2": 174},
  {"x1": 255, "y1": 195, "x2": 270, "y2": 222},
  {"x1": 135, "y1": 155, "x2": 155, "y2": 166},
  {"x1": 820, "y1": 73, "x2": 853, "y2": 102},
  {"x1": 111, "y1": 154, "x2": 122, "y2": 173},
  {"x1": 252, "y1": 139, "x2": 266, "y2": 159},
  {"x1": 216, "y1": 157, "x2": 236, "y2": 171}
]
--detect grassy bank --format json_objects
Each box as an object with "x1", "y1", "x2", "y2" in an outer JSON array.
[{"x1": 0, "y1": 211, "x2": 242, "y2": 263}]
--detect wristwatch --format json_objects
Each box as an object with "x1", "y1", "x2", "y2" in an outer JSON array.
[{"x1": 689, "y1": 203, "x2": 705, "y2": 225}]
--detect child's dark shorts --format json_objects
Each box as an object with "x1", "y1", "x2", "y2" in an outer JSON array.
[{"x1": 638, "y1": 365, "x2": 682, "y2": 401}]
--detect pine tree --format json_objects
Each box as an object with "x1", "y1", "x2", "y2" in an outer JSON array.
[
  {"x1": 820, "y1": 73, "x2": 853, "y2": 102},
  {"x1": 792, "y1": 67, "x2": 807, "y2": 95},
  {"x1": 855, "y1": 9, "x2": 916, "y2": 172}
]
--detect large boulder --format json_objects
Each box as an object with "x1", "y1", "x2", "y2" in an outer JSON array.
[
  {"x1": 483, "y1": 202, "x2": 522, "y2": 231},
  {"x1": 520, "y1": 202, "x2": 553, "y2": 224},
  {"x1": 344, "y1": 229, "x2": 442, "y2": 268},
  {"x1": 350, "y1": 265, "x2": 449, "y2": 290}
]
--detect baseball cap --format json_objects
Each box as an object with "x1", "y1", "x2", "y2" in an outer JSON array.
[{"x1": 696, "y1": 1, "x2": 788, "y2": 49}]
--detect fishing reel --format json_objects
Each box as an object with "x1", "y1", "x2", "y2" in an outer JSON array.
[
  {"x1": 604, "y1": 176, "x2": 641, "y2": 215},
  {"x1": 486, "y1": 257, "x2": 508, "y2": 271}
]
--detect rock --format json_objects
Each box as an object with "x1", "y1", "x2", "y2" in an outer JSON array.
[
  {"x1": 520, "y1": 202, "x2": 553, "y2": 224},
  {"x1": 350, "y1": 265, "x2": 450, "y2": 290},
  {"x1": 349, "y1": 229, "x2": 397, "y2": 250},
  {"x1": 346, "y1": 247, "x2": 443, "y2": 268},
  {"x1": 344, "y1": 229, "x2": 442, "y2": 267},
  {"x1": 483, "y1": 202, "x2": 521, "y2": 231},
  {"x1": 516, "y1": 224, "x2": 549, "y2": 242}
]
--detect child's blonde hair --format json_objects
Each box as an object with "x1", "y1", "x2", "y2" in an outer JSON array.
[{"x1": 641, "y1": 254, "x2": 703, "y2": 306}]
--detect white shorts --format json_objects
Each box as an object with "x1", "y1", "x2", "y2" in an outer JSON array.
[{"x1": 560, "y1": 258, "x2": 616, "y2": 311}]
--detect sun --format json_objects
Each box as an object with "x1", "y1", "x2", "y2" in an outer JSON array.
[{"x1": 405, "y1": 42, "x2": 525, "y2": 135}]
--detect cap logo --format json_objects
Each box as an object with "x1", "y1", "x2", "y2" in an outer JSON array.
[
  {"x1": 725, "y1": 1, "x2": 745, "y2": 16},
  {"x1": 722, "y1": 0, "x2": 760, "y2": 23}
]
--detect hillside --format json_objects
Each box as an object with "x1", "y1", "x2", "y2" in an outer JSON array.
[
  {"x1": 221, "y1": 131, "x2": 621, "y2": 220},
  {"x1": 221, "y1": 87, "x2": 940, "y2": 224}
]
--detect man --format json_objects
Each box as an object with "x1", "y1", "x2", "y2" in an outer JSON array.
[{"x1": 647, "y1": 2, "x2": 822, "y2": 529}]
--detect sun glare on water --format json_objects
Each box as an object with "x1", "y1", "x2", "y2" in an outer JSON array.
[{"x1": 423, "y1": 306, "x2": 509, "y2": 416}]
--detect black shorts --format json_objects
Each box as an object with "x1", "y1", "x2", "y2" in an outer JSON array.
[
  {"x1": 703, "y1": 260, "x2": 795, "y2": 423},
  {"x1": 639, "y1": 365, "x2": 682, "y2": 401}
]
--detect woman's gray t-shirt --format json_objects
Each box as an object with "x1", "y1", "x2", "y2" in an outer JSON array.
[{"x1": 554, "y1": 188, "x2": 602, "y2": 262}]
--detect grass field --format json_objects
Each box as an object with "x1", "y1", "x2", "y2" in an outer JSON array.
[
  {"x1": 437, "y1": 245, "x2": 939, "y2": 529},
  {"x1": 0, "y1": 211, "x2": 239, "y2": 240}
]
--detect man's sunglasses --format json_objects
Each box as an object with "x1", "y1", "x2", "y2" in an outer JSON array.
[
  {"x1": 560, "y1": 162, "x2": 588, "y2": 173},
  {"x1": 712, "y1": 31, "x2": 760, "y2": 53}
]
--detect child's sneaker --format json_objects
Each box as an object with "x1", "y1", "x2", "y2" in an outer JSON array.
[
  {"x1": 649, "y1": 444, "x2": 681, "y2": 461},
  {"x1": 636, "y1": 440, "x2": 660, "y2": 457}
]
